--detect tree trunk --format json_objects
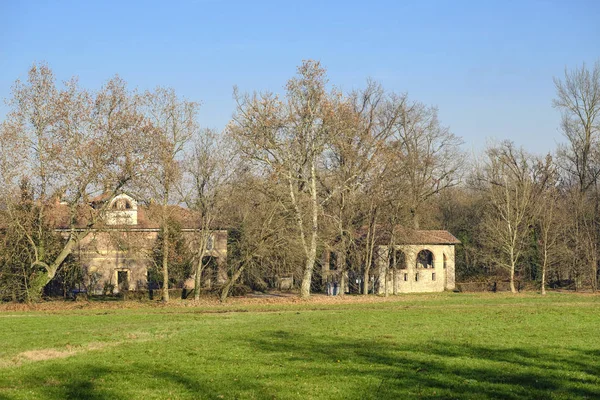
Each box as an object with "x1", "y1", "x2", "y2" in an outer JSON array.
[
  {"x1": 411, "y1": 206, "x2": 420, "y2": 230},
  {"x1": 384, "y1": 268, "x2": 388, "y2": 297},
  {"x1": 338, "y1": 249, "x2": 346, "y2": 297},
  {"x1": 509, "y1": 262, "x2": 516, "y2": 294},
  {"x1": 300, "y1": 163, "x2": 319, "y2": 299},
  {"x1": 363, "y1": 243, "x2": 371, "y2": 295},
  {"x1": 162, "y1": 222, "x2": 170, "y2": 303},
  {"x1": 31, "y1": 233, "x2": 81, "y2": 300},
  {"x1": 541, "y1": 246, "x2": 547, "y2": 295},
  {"x1": 591, "y1": 253, "x2": 598, "y2": 293},
  {"x1": 363, "y1": 216, "x2": 377, "y2": 295},
  {"x1": 300, "y1": 249, "x2": 316, "y2": 298},
  {"x1": 220, "y1": 263, "x2": 246, "y2": 302},
  {"x1": 194, "y1": 256, "x2": 204, "y2": 301}
]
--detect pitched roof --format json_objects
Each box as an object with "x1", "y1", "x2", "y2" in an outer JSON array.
[{"x1": 358, "y1": 225, "x2": 460, "y2": 245}]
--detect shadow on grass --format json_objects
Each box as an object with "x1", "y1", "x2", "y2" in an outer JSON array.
[
  {"x1": 0, "y1": 361, "x2": 276, "y2": 400},
  {"x1": 244, "y1": 331, "x2": 600, "y2": 399},
  {"x1": 1, "y1": 333, "x2": 599, "y2": 399}
]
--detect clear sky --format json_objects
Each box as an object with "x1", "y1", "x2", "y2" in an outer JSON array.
[{"x1": 1, "y1": 0, "x2": 599, "y2": 155}]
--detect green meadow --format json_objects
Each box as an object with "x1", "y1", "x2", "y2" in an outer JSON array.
[{"x1": 1, "y1": 293, "x2": 599, "y2": 399}]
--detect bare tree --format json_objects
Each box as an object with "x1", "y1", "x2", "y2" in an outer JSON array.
[
  {"x1": 217, "y1": 176, "x2": 288, "y2": 302},
  {"x1": 554, "y1": 61, "x2": 600, "y2": 193},
  {"x1": 320, "y1": 81, "x2": 400, "y2": 295},
  {"x1": 554, "y1": 61, "x2": 600, "y2": 291},
  {"x1": 533, "y1": 155, "x2": 564, "y2": 295},
  {"x1": 476, "y1": 142, "x2": 538, "y2": 293},
  {"x1": 390, "y1": 96, "x2": 464, "y2": 229},
  {"x1": 141, "y1": 87, "x2": 198, "y2": 302},
  {"x1": 1, "y1": 64, "x2": 149, "y2": 299},
  {"x1": 229, "y1": 60, "x2": 330, "y2": 298},
  {"x1": 181, "y1": 128, "x2": 230, "y2": 300}
]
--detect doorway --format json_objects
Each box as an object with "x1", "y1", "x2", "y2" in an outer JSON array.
[{"x1": 117, "y1": 270, "x2": 130, "y2": 292}]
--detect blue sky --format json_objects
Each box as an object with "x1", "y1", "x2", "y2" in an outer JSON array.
[{"x1": 1, "y1": 0, "x2": 599, "y2": 154}]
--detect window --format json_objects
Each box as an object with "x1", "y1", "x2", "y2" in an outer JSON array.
[
  {"x1": 404, "y1": 273, "x2": 408, "y2": 282},
  {"x1": 432, "y1": 273, "x2": 436, "y2": 281},
  {"x1": 416, "y1": 250, "x2": 434, "y2": 269},
  {"x1": 113, "y1": 198, "x2": 132, "y2": 210},
  {"x1": 206, "y1": 235, "x2": 214, "y2": 251},
  {"x1": 443, "y1": 254, "x2": 447, "y2": 269},
  {"x1": 415, "y1": 272, "x2": 419, "y2": 282},
  {"x1": 388, "y1": 249, "x2": 407, "y2": 270}
]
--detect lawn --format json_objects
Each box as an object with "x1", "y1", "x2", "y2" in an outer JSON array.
[{"x1": 0, "y1": 292, "x2": 599, "y2": 399}]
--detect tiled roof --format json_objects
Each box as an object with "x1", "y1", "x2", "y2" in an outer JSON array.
[{"x1": 358, "y1": 225, "x2": 461, "y2": 245}]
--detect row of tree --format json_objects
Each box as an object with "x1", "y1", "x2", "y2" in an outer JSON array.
[{"x1": 0, "y1": 60, "x2": 599, "y2": 302}]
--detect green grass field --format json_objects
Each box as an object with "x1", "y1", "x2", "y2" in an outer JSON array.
[{"x1": 1, "y1": 293, "x2": 599, "y2": 399}]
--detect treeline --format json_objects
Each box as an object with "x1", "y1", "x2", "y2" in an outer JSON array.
[{"x1": 0, "y1": 60, "x2": 599, "y2": 302}]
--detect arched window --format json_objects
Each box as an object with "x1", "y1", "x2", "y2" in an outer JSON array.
[
  {"x1": 388, "y1": 249, "x2": 407, "y2": 270},
  {"x1": 416, "y1": 249, "x2": 434, "y2": 269},
  {"x1": 443, "y1": 253, "x2": 447, "y2": 269}
]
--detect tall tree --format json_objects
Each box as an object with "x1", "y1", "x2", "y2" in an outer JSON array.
[
  {"x1": 476, "y1": 142, "x2": 539, "y2": 293},
  {"x1": 320, "y1": 81, "x2": 400, "y2": 295},
  {"x1": 534, "y1": 156, "x2": 564, "y2": 295},
  {"x1": 229, "y1": 60, "x2": 330, "y2": 298},
  {"x1": 181, "y1": 128, "x2": 230, "y2": 300},
  {"x1": 1, "y1": 64, "x2": 148, "y2": 299},
  {"x1": 554, "y1": 61, "x2": 600, "y2": 290},
  {"x1": 141, "y1": 87, "x2": 198, "y2": 302}
]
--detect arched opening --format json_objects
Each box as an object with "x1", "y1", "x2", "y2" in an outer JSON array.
[
  {"x1": 416, "y1": 249, "x2": 434, "y2": 269},
  {"x1": 388, "y1": 249, "x2": 407, "y2": 270},
  {"x1": 112, "y1": 198, "x2": 132, "y2": 210},
  {"x1": 443, "y1": 253, "x2": 447, "y2": 269}
]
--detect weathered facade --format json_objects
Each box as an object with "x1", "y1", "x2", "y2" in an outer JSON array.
[
  {"x1": 57, "y1": 194, "x2": 227, "y2": 294},
  {"x1": 323, "y1": 227, "x2": 459, "y2": 294}
]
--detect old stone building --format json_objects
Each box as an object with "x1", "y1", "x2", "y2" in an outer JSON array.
[
  {"x1": 56, "y1": 193, "x2": 227, "y2": 294},
  {"x1": 323, "y1": 227, "x2": 460, "y2": 294}
]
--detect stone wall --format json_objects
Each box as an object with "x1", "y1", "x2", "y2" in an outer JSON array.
[{"x1": 65, "y1": 229, "x2": 227, "y2": 294}]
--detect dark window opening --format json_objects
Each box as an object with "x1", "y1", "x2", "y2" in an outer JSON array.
[
  {"x1": 416, "y1": 250, "x2": 434, "y2": 269},
  {"x1": 432, "y1": 273, "x2": 436, "y2": 281},
  {"x1": 117, "y1": 270, "x2": 129, "y2": 291},
  {"x1": 388, "y1": 248, "x2": 407, "y2": 270}
]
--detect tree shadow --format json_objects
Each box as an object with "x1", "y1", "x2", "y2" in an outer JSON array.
[
  {"x1": 2, "y1": 332, "x2": 599, "y2": 399},
  {"x1": 245, "y1": 331, "x2": 600, "y2": 399}
]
